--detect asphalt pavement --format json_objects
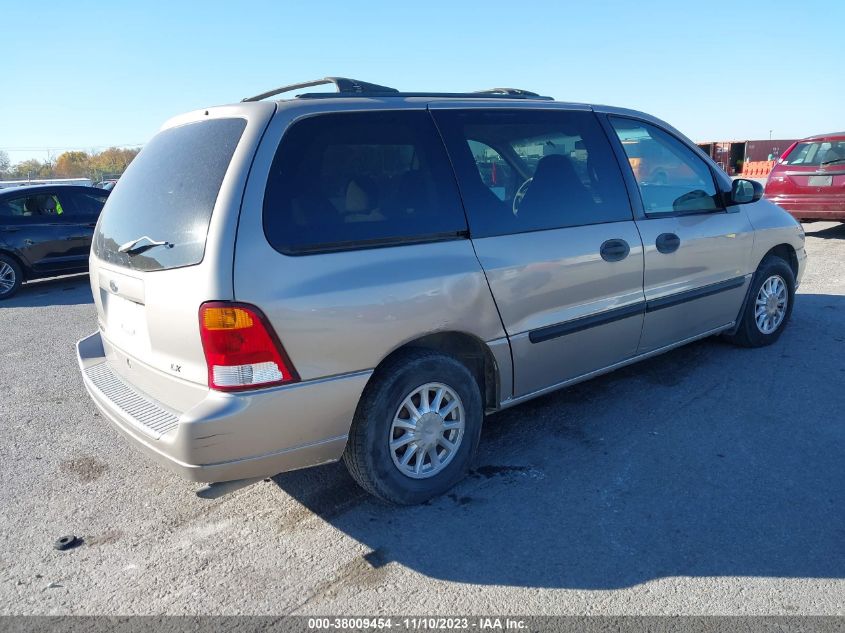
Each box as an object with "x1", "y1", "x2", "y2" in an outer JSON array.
[{"x1": 1, "y1": 223, "x2": 843, "y2": 615}]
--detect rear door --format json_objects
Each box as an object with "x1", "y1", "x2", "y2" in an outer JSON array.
[
  {"x1": 606, "y1": 116, "x2": 754, "y2": 353},
  {"x1": 48, "y1": 187, "x2": 108, "y2": 272},
  {"x1": 89, "y1": 103, "x2": 275, "y2": 413},
  {"x1": 232, "y1": 107, "x2": 506, "y2": 384},
  {"x1": 63, "y1": 187, "x2": 109, "y2": 266},
  {"x1": 433, "y1": 107, "x2": 645, "y2": 398}
]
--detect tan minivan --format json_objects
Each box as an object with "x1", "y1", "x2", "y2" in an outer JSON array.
[{"x1": 76, "y1": 78, "x2": 807, "y2": 504}]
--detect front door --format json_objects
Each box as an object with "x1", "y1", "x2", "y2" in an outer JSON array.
[
  {"x1": 433, "y1": 107, "x2": 646, "y2": 398},
  {"x1": 608, "y1": 117, "x2": 754, "y2": 353}
]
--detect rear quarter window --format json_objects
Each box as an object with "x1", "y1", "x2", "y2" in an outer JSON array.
[
  {"x1": 263, "y1": 110, "x2": 467, "y2": 254},
  {"x1": 93, "y1": 118, "x2": 246, "y2": 271},
  {"x1": 71, "y1": 189, "x2": 109, "y2": 216}
]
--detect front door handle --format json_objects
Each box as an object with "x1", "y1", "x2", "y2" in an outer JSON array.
[
  {"x1": 600, "y1": 238, "x2": 631, "y2": 262},
  {"x1": 656, "y1": 233, "x2": 681, "y2": 254}
]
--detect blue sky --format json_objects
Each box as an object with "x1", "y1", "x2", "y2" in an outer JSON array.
[{"x1": 3, "y1": 0, "x2": 842, "y2": 164}]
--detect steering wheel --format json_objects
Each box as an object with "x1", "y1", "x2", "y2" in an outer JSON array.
[{"x1": 512, "y1": 178, "x2": 533, "y2": 215}]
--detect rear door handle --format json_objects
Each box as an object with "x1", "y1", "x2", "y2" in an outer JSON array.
[
  {"x1": 600, "y1": 238, "x2": 631, "y2": 262},
  {"x1": 656, "y1": 233, "x2": 681, "y2": 254}
]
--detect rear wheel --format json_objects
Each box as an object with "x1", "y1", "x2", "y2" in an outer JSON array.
[
  {"x1": 725, "y1": 255, "x2": 795, "y2": 347},
  {"x1": 343, "y1": 349, "x2": 483, "y2": 505},
  {"x1": 0, "y1": 255, "x2": 23, "y2": 300}
]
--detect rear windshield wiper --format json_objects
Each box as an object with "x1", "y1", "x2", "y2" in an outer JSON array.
[
  {"x1": 821, "y1": 158, "x2": 845, "y2": 166},
  {"x1": 117, "y1": 235, "x2": 174, "y2": 256}
]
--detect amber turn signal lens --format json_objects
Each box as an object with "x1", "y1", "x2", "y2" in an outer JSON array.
[{"x1": 202, "y1": 306, "x2": 254, "y2": 331}]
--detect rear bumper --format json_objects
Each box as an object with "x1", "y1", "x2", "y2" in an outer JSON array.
[
  {"x1": 766, "y1": 194, "x2": 845, "y2": 220},
  {"x1": 76, "y1": 331, "x2": 370, "y2": 483}
]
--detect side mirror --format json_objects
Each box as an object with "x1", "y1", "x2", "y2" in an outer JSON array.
[{"x1": 730, "y1": 178, "x2": 764, "y2": 205}]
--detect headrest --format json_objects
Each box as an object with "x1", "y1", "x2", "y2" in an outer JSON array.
[{"x1": 345, "y1": 177, "x2": 377, "y2": 213}]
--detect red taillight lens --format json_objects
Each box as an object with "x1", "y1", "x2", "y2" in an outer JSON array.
[{"x1": 198, "y1": 302, "x2": 298, "y2": 392}]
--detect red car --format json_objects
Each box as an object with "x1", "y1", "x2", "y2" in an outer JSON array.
[{"x1": 765, "y1": 132, "x2": 845, "y2": 222}]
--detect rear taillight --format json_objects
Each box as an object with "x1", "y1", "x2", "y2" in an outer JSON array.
[{"x1": 198, "y1": 302, "x2": 298, "y2": 392}]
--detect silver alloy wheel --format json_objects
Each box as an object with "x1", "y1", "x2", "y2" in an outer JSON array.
[
  {"x1": 754, "y1": 274, "x2": 788, "y2": 335},
  {"x1": 0, "y1": 261, "x2": 16, "y2": 294},
  {"x1": 389, "y1": 382, "x2": 465, "y2": 479}
]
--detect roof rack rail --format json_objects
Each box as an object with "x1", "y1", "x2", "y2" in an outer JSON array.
[
  {"x1": 474, "y1": 88, "x2": 543, "y2": 97},
  {"x1": 297, "y1": 91, "x2": 554, "y2": 101},
  {"x1": 242, "y1": 77, "x2": 399, "y2": 102},
  {"x1": 242, "y1": 78, "x2": 553, "y2": 102}
]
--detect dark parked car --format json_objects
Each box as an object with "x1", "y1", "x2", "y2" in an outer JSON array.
[
  {"x1": 0, "y1": 185, "x2": 109, "y2": 299},
  {"x1": 765, "y1": 132, "x2": 845, "y2": 222}
]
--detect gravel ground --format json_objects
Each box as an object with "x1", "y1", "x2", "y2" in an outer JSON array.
[{"x1": 0, "y1": 223, "x2": 843, "y2": 616}]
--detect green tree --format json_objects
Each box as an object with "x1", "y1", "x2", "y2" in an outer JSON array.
[{"x1": 9, "y1": 159, "x2": 52, "y2": 180}]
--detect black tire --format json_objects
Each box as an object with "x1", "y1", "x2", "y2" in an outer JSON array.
[
  {"x1": 725, "y1": 255, "x2": 795, "y2": 348},
  {"x1": 343, "y1": 348, "x2": 483, "y2": 505},
  {"x1": 0, "y1": 254, "x2": 23, "y2": 300}
]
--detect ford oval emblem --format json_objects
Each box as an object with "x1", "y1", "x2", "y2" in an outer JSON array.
[{"x1": 109, "y1": 280, "x2": 119, "y2": 293}]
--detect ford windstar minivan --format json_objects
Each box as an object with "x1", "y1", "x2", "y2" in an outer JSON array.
[{"x1": 77, "y1": 78, "x2": 806, "y2": 504}]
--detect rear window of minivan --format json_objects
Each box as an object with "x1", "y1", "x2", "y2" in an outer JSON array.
[
  {"x1": 93, "y1": 118, "x2": 246, "y2": 271},
  {"x1": 263, "y1": 111, "x2": 467, "y2": 254}
]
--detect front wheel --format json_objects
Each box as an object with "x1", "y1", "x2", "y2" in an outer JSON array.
[
  {"x1": 725, "y1": 255, "x2": 795, "y2": 347},
  {"x1": 343, "y1": 349, "x2": 483, "y2": 505}
]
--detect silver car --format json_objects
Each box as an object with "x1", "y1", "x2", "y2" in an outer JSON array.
[{"x1": 76, "y1": 77, "x2": 806, "y2": 504}]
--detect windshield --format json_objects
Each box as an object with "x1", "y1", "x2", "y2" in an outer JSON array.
[
  {"x1": 93, "y1": 118, "x2": 246, "y2": 271},
  {"x1": 782, "y1": 140, "x2": 845, "y2": 166}
]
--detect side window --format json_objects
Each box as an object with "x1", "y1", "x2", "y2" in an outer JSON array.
[
  {"x1": 52, "y1": 192, "x2": 71, "y2": 217},
  {"x1": 0, "y1": 196, "x2": 28, "y2": 218},
  {"x1": 1, "y1": 193, "x2": 69, "y2": 219},
  {"x1": 68, "y1": 189, "x2": 109, "y2": 217},
  {"x1": 433, "y1": 109, "x2": 632, "y2": 237},
  {"x1": 263, "y1": 111, "x2": 467, "y2": 254},
  {"x1": 609, "y1": 117, "x2": 720, "y2": 215},
  {"x1": 44, "y1": 191, "x2": 74, "y2": 218},
  {"x1": 466, "y1": 140, "x2": 515, "y2": 202}
]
